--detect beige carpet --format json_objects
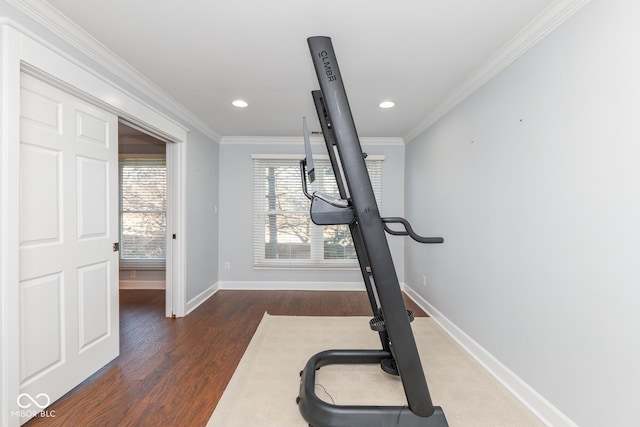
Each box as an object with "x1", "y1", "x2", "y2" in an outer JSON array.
[{"x1": 207, "y1": 313, "x2": 544, "y2": 427}]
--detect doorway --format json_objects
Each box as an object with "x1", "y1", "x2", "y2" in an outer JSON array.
[{"x1": 118, "y1": 122, "x2": 168, "y2": 300}]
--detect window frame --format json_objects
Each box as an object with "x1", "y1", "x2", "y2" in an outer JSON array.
[
  {"x1": 252, "y1": 154, "x2": 383, "y2": 269},
  {"x1": 119, "y1": 157, "x2": 168, "y2": 270}
]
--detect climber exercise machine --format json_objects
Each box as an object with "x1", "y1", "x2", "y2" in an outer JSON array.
[{"x1": 296, "y1": 36, "x2": 449, "y2": 427}]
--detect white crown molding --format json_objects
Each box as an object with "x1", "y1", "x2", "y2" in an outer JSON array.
[
  {"x1": 404, "y1": 0, "x2": 593, "y2": 142},
  {"x1": 220, "y1": 135, "x2": 404, "y2": 146},
  {"x1": 7, "y1": 0, "x2": 591, "y2": 145},
  {"x1": 6, "y1": 0, "x2": 221, "y2": 142}
]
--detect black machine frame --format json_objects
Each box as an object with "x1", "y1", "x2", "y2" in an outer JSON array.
[{"x1": 296, "y1": 36, "x2": 449, "y2": 427}]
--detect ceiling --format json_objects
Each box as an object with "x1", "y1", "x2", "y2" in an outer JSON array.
[{"x1": 43, "y1": 0, "x2": 561, "y2": 139}]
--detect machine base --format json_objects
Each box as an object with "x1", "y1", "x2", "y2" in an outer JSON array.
[{"x1": 297, "y1": 349, "x2": 449, "y2": 427}]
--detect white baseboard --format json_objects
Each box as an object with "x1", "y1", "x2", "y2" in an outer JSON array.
[
  {"x1": 403, "y1": 285, "x2": 578, "y2": 427},
  {"x1": 119, "y1": 280, "x2": 165, "y2": 290},
  {"x1": 185, "y1": 282, "x2": 220, "y2": 315},
  {"x1": 218, "y1": 281, "x2": 365, "y2": 291}
]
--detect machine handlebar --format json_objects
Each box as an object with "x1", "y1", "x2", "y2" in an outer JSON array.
[
  {"x1": 381, "y1": 217, "x2": 444, "y2": 244},
  {"x1": 300, "y1": 159, "x2": 313, "y2": 200},
  {"x1": 303, "y1": 160, "x2": 442, "y2": 243}
]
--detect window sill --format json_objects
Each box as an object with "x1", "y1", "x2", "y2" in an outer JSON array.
[{"x1": 253, "y1": 264, "x2": 359, "y2": 271}]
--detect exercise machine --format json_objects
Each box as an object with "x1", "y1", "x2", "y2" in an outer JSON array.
[{"x1": 296, "y1": 36, "x2": 449, "y2": 427}]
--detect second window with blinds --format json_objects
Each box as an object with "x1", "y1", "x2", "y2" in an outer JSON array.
[
  {"x1": 119, "y1": 158, "x2": 167, "y2": 269},
  {"x1": 253, "y1": 155, "x2": 383, "y2": 268}
]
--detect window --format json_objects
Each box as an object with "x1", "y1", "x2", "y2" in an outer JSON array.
[
  {"x1": 253, "y1": 155, "x2": 382, "y2": 268},
  {"x1": 119, "y1": 158, "x2": 167, "y2": 269}
]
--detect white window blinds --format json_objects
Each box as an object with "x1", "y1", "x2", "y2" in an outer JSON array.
[
  {"x1": 119, "y1": 158, "x2": 167, "y2": 269},
  {"x1": 253, "y1": 156, "x2": 382, "y2": 268}
]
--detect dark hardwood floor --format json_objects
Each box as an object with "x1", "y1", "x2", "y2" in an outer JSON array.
[{"x1": 25, "y1": 289, "x2": 426, "y2": 427}]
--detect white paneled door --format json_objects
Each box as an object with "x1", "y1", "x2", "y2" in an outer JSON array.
[{"x1": 18, "y1": 73, "x2": 119, "y2": 424}]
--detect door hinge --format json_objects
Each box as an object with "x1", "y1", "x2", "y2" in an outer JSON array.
[
  {"x1": 173, "y1": 234, "x2": 177, "y2": 239},
  {"x1": 113, "y1": 242, "x2": 120, "y2": 252}
]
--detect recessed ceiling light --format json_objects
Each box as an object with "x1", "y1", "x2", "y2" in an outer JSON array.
[
  {"x1": 232, "y1": 99, "x2": 248, "y2": 108},
  {"x1": 378, "y1": 101, "x2": 395, "y2": 109}
]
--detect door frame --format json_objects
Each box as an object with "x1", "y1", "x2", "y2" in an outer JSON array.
[
  {"x1": 118, "y1": 119, "x2": 182, "y2": 318},
  {"x1": 1, "y1": 24, "x2": 188, "y2": 426}
]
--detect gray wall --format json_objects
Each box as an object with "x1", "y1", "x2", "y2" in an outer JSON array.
[
  {"x1": 218, "y1": 138, "x2": 405, "y2": 288},
  {"x1": 186, "y1": 128, "x2": 220, "y2": 301},
  {"x1": 404, "y1": 1, "x2": 640, "y2": 426}
]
